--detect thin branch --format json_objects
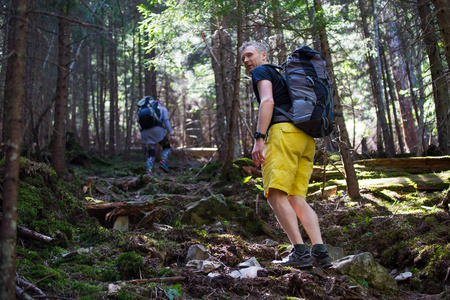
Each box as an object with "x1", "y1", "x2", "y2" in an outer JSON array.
[
  {"x1": 0, "y1": 50, "x2": 15, "y2": 62},
  {"x1": 27, "y1": 10, "x2": 108, "y2": 31},
  {"x1": 79, "y1": 0, "x2": 105, "y2": 26},
  {"x1": 116, "y1": 276, "x2": 185, "y2": 285},
  {"x1": 201, "y1": 32, "x2": 220, "y2": 65}
]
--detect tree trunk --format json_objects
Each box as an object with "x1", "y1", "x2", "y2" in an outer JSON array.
[
  {"x1": 0, "y1": 0, "x2": 27, "y2": 298},
  {"x1": 124, "y1": 34, "x2": 136, "y2": 160},
  {"x1": 405, "y1": 59, "x2": 424, "y2": 156},
  {"x1": 144, "y1": 49, "x2": 158, "y2": 98},
  {"x1": 98, "y1": 39, "x2": 106, "y2": 157},
  {"x1": 431, "y1": 0, "x2": 450, "y2": 68},
  {"x1": 380, "y1": 50, "x2": 395, "y2": 149},
  {"x1": 210, "y1": 23, "x2": 233, "y2": 160},
  {"x1": 91, "y1": 47, "x2": 100, "y2": 154},
  {"x1": 80, "y1": 45, "x2": 90, "y2": 149},
  {"x1": 70, "y1": 51, "x2": 78, "y2": 135},
  {"x1": 359, "y1": 0, "x2": 395, "y2": 157},
  {"x1": 418, "y1": 0, "x2": 450, "y2": 155},
  {"x1": 399, "y1": 5, "x2": 427, "y2": 156},
  {"x1": 222, "y1": 2, "x2": 242, "y2": 179},
  {"x1": 306, "y1": 0, "x2": 321, "y2": 52},
  {"x1": 108, "y1": 32, "x2": 117, "y2": 158},
  {"x1": 384, "y1": 10, "x2": 419, "y2": 154},
  {"x1": 52, "y1": 16, "x2": 71, "y2": 173},
  {"x1": 380, "y1": 44, "x2": 405, "y2": 154},
  {"x1": 313, "y1": 0, "x2": 361, "y2": 200},
  {"x1": 414, "y1": 47, "x2": 428, "y2": 151},
  {"x1": 138, "y1": 32, "x2": 143, "y2": 99}
]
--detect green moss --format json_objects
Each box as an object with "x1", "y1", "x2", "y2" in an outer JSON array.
[
  {"x1": 116, "y1": 251, "x2": 144, "y2": 280},
  {"x1": 228, "y1": 163, "x2": 242, "y2": 181},
  {"x1": 100, "y1": 261, "x2": 120, "y2": 282},
  {"x1": 157, "y1": 267, "x2": 175, "y2": 278},
  {"x1": 28, "y1": 265, "x2": 67, "y2": 289},
  {"x1": 71, "y1": 282, "x2": 104, "y2": 298},
  {"x1": 370, "y1": 189, "x2": 397, "y2": 203},
  {"x1": 202, "y1": 161, "x2": 223, "y2": 175},
  {"x1": 416, "y1": 244, "x2": 450, "y2": 279},
  {"x1": 233, "y1": 157, "x2": 255, "y2": 167},
  {"x1": 77, "y1": 218, "x2": 119, "y2": 246}
]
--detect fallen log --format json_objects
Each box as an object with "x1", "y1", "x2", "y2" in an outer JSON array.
[
  {"x1": 85, "y1": 198, "x2": 169, "y2": 227},
  {"x1": 15, "y1": 286, "x2": 35, "y2": 300},
  {"x1": 18, "y1": 226, "x2": 53, "y2": 244},
  {"x1": 354, "y1": 156, "x2": 450, "y2": 174},
  {"x1": 181, "y1": 147, "x2": 218, "y2": 158},
  {"x1": 310, "y1": 156, "x2": 450, "y2": 182},
  {"x1": 16, "y1": 277, "x2": 48, "y2": 300},
  {"x1": 327, "y1": 170, "x2": 450, "y2": 192}
]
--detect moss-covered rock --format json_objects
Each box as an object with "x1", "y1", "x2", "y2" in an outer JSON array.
[
  {"x1": 181, "y1": 194, "x2": 232, "y2": 225},
  {"x1": 116, "y1": 251, "x2": 144, "y2": 280}
]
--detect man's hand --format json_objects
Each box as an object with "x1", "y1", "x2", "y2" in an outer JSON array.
[{"x1": 252, "y1": 139, "x2": 265, "y2": 167}]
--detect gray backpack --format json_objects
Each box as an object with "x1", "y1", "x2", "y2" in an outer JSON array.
[{"x1": 268, "y1": 46, "x2": 335, "y2": 138}]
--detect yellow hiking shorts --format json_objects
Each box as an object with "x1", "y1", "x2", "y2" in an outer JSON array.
[{"x1": 262, "y1": 122, "x2": 315, "y2": 198}]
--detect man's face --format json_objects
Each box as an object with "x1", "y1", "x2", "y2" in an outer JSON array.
[{"x1": 241, "y1": 46, "x2": 266, "y2": 74}]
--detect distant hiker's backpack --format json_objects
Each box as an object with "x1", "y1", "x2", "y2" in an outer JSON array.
[
  {"x1": 269, "y1": 46, "x2": 335, "y2": 138},
  {"x1": 137, "y1": 96, "x2": 162, "y2": 130}
]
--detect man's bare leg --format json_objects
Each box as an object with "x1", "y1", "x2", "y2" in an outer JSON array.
[
  {"x1": 288, "y1": 195, "x2": 323, "y2": 245},
  {"x1": 267, "y1": 188, "x2": 304, "y2": 245},
  {"x1": 268, "y1": 188, "x2": 314, "y2": 267}
]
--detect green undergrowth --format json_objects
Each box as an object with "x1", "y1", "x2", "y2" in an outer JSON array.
[
  {"x1": 2, "y1": 156, "x2": 450, "y2": 298},
  {"x1": 321, "y1": 186, "x2": 449, "y2": 294},
  {"x1": 72, "y1": 154, "x2": 144, "y2": 178}
]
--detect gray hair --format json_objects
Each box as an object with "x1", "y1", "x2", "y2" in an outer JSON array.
[{"x1": 239, "y1": 41, "x2": 268, "y2": 55}]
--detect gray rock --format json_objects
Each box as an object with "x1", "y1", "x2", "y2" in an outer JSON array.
[
  {"x1": 324, "y1": 244, "x2": 345, "y2": 261},
  {"x1": 333, "y1": 252, "x2": 398, "y2": 291},
  {"x1": 238, "y1": 257, "x2": 261, "y2": 268},
  {"x1": 185, "y1": 244, "x2": 209, "y2": 262},
  {"x1": 229, "y1": 266, "x2": 263, "y2": 278},
  {"x1": 186, "y1": 259, "x2": 221, "y2": 274},
  {"x1": 261, "y1": 239, "x2": 279, "y2": 246},
  {"x1": 181, "y1": 195, "x2": 231, "y2": 225},
  {"x1": 148, "y1": 247, "x2": 167, "y2": 262}
]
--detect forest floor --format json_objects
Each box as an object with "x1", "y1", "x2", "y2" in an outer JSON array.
[{"x1": 8, "y1": 151, "x2": 450, "y2": 299}]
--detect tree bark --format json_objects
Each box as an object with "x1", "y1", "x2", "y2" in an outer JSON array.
[
  {"x1": 108, "y1": 31, "x2": 117, "y2": 158},
  {"x1": 70, "y1": 48, "x2": 79, "y2": 135},
  {"x1": 210, "y1": 23, "x2": 233, "y2": 161},
  {"x1": 0, "y1": 0, "x2": 27, "y2": 298},
  {"x1": 52, "y1": 16, "x2": 71, "y2": 173},
  {"x1": 431, "y1": 0, "x2": 450, "y2": 68},
  {"x1": 418, "y1": 0, "x2": 450, "y2": 155},
  {"x1": 80, "y1": 45, "x2": 90, "y2": 149},
  {"x1": 313, "y1": 0, "x2": 361, "y2": 200},
  {"x1": 222, "y1": 0, "x2": 242, "y2": 179},
  {"x1": 306, "y1": 0, "x2": 321, "y2": 52},
  {"x1": 98, "y1": 38, "x2": 106, "y2": 157},
  {"x1": 124, "y1": 34, "x2": 136, "y2": 160},
  {"x1": 144, "y1": 49, "x2": 157, "y2": 98}
]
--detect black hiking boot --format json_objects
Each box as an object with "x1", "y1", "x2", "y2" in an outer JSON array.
[
  {"x1": 272, "y1": 248, "x2": 313, "y2": 268},
  {"x1": 311, "y1": 249, "x2": 332, "y2": 268}
]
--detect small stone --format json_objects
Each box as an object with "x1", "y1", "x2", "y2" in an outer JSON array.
[{"x1": 395, "y1": 272, "x2": 412, "y2": 281}]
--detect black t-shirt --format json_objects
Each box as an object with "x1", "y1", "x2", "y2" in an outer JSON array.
[{"x1": 251, "y1": 64, "x2": 292, "y2": 122}]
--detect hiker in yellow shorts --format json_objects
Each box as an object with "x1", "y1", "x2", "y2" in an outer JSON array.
[{"x1": 240, "y1": 41, "x2": 332, "y2": 268}]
